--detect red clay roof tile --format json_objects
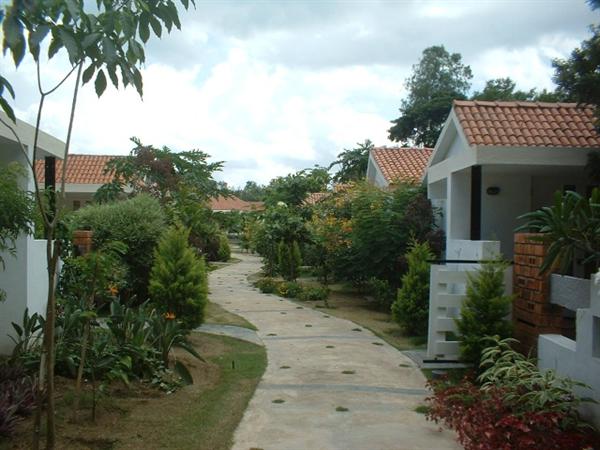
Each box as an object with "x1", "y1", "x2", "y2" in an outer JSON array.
[
  {"x1": 453, "y1": 100, "x2": 600, "y2": 148},
  {"x1": 35, "y1": 154, "x2": 120, "y2": 184},
  {"x1": 371, "y1": 147, "x2": 433, "y2": 184}
]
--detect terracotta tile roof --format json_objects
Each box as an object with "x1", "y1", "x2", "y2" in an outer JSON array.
[
  {"x1": 210, "y1": 195, "x2": 264, "y2": 212},
  {"x1": 35, "y1": 154, "x2": 120, "y2": 184},
  {"x1": 453, "y1": 100, "x2": 600, "y2": 148},
  {"x1": 371, "y1": 147, "x2": 433, "y2": 184}
]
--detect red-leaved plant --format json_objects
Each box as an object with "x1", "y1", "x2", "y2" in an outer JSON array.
[{"x1": 426, "y1": 337, "x2": 598, "y2": 450}]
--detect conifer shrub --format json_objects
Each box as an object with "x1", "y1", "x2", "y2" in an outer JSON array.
[
  {"x1": 455, "y1": 261, "x2": 513, "y2": 368},
  {"x1": 277, "y1": 240, "x2": 302, "y2": 281},
  {"x1": 217, "y1": 232, "x2": 231, "y2": 262},
  {"x1": 392, "y1": 240, "x2": 434, "y2": 335},
  {"x1": 149, "y1": 226, "x2": 208, "y2": 329}
]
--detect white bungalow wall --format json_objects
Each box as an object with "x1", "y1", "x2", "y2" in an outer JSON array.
[{"x1": 0, "y1": 113, "x2": 65, "y2": 354}]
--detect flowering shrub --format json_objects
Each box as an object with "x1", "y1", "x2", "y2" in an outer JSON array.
[{"x1": 278, "y1": 281, "x2": 303, "y2": 298}]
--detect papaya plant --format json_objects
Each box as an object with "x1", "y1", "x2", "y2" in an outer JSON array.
[
  {"x1": 518, "y1": 188, "x2": 600, "y2": 274},
  {"x1": 0, "y1": 1, "x2": 194, "y2": 448}
]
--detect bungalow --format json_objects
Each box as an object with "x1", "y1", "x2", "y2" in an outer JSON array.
[
  {"x1": 0, "y1": 113, "x2": 65, "y2": 354},
  {"x1": 366, "y1": 146, "x2": 433, "y2": 189},
  {"x1": 34, "y1": 154, "x2": 122, "y2": 210},
  {"x1": 424, "y1": 100, "x2": 600, "y2": 426}
]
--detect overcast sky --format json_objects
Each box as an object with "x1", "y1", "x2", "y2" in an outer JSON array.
[{"x1": 1, "y1": 0, "x2": 597, "y2": 187}]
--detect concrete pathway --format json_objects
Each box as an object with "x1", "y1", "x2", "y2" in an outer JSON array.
[
  {"x1": 195, "y1": 323, "x2": 263, "y2": 347},
  {"x1": 209, "y1": 252, "x2": 460, "y2": 450}
]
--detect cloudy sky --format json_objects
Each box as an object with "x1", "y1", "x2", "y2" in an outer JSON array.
[{"x1": 1, "y1": 0, "x2": 597, "y2": 187}]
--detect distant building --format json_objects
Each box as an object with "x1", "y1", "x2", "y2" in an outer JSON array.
[{"x1": 209, "y1": 195, "x2": 264, "y2": 212}]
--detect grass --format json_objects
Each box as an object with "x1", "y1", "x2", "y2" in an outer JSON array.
[
  {"x1": 1, "y1": 333, "x2": 266, "y2": 450},
  {"x1": 207, "y1": 258, "x2": 242, "y2": 272},
  {"x1": 414, "y1": 405, "x2": 430, "y2": 414},
  {"x1": 144, "y1": 334, "x2": 266, "y2": 450},
  {"x1": 289, "y1": 279, "x2": 427, "y2": 351},
  {"x1": 335, "y1": 406, "x2": 349, "y2": 412},
  {"x1": 204, "y1": 301, "x2": 257, "y2": 330}
]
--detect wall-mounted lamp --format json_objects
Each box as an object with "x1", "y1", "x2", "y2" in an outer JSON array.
[{"x1": 486, "y1": 186, "x2": 501, "y2": 196}]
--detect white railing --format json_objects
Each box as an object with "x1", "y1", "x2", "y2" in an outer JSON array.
[{"x1": 426, "y1": 239, "x2": 510, "y2": 362}]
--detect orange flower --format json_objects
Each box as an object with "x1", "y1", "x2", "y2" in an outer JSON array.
[
  {"x1": 164, "y1": 311, "x2": 176, "y2": 320},
  {"x1": 107, "y1": 285, "x2": 119, "y2": 296}
]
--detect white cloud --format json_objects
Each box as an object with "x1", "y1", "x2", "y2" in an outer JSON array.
[{"x1": 1, "y1": 1, "x2": 596, "y2": 187}]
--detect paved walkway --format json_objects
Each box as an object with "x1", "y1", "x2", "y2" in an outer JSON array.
[{"x1": 208, "y1": 252, "x2": 460, "y2": 450}]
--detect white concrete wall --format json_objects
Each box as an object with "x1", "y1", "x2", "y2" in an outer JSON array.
[
  {"x1": 448, "y1": 169, "x2": 471, "y2": 240},
  {"x1": 27, "y1": 240, "x2": 49, "y2": 317},
  {"x1": 366, "y1": 152, "x2": 389, "y2": 188},
  {"x1": 539, "y1": 271, "x2": 600, "y2": 428},
  {"x1": 481, "y1": 170, "x2": 532, "y2": 259},
  {"x1": 0, "y1": 236, "x2": 29, "y2": 354}
]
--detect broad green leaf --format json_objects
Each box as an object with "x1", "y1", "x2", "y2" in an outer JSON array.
[
  {"x1": 174, "y1": 360, "x2": 193, "y2": 385},
  {"x1": 107, "y1": 65, "x2": 119, "y2": 89},
  {"x1": 28, "y1": 24, "x2": 50, "y2": 61},
  {"x1": 149, "y1": 16, "x2": 162, "y2": 37},
  {"x1": 82, "y1": 63, "x2": 96, "y2": 84},
  {"x1": 139, "y1": 12, "x2": 150, "y2": 43},
  {"x1": 0, "y1": 75, "x2": 15, "y2": 98},
  {"x1": 102, "y1": 36, "x2": 117, "y2": 63},
  {"x1": 81, "y1": 32, "x2": 102, "y2": 50},
  {"x1": 95, "y1": 69, "x2": 107, "y2": 97},
  {"x1": 65, "y1": 0, "x2": 81, "y2": 20},
  {"x1": 58, "y1": 28, "x2": 80, "y2": 63},
  {"x1": 132, "y1": 67, "x2": 143, "y2": 98}
]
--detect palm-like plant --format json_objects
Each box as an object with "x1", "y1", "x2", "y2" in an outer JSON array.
[{"x1": 517, "y1": 188, "x2": 600, "y2": 274}]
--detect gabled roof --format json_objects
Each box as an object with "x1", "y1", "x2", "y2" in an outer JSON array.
[
  {"x1": 210, "y1": 195, "x2": 264, "y2": 212},
  {"x1": 35, "y1": 154, "x2": 120, "y2": 184},
  {"x1": 371, "y1": 147, "x2": 433, "y2": 184},
  {"x1": 453, "y1": 100, "x2": 600, "y2": 148}
]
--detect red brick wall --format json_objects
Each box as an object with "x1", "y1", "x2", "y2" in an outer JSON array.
[{"x1": 513, "y1": 233, "x2": 574, "y2": 356}]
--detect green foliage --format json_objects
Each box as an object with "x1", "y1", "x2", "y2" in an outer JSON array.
[
  {"x1": 57, "y1": 242, "x2": 127, "y2": 309},
  {"x1": 472, "y1": 77, "x2": 563, "y2": 102},
  {"x1": 265, "y1": 167, "x2": 329, "y2": 207},
  {"x1": 329, "y1": 140, "x2": 373, "y2": 183},
  {"x1": 254, "y1": 277, "x2": 278, "y2": 294},
  {"x1": 216, "y1": 233, "x2": 231, "y2": 262},
  {"x1": 101, "y1": 137, "x2": 224, "y2": 204},
  {"x1": 277, "y1": 281, "x2": 303, "y2": 298},
  {"x1": 478, "y1": 337, "x2": 594, "y2": 423},
  {"x1": 277, "y1": 240, "x2": 301, "y2": 281},
  {"x1": 233, "y1": 181, "x2": 267, "y2": 202},
  {"x1": 365, "y1": 277, "x2": 395, "y2": 311},
  {"x1": 340, "y1": 182, "x2": 442, "y2": 285},
  {"x1": 254, "y1": 204, "x2": 309, "y2": 275},
  {"x1": 72, "y1": 194, "x2": 166, "y2": 302},
  {"x1": 2, "y1": 0, "x2": 194, "y2": 99},
  {"x1": 149, "y1": 226, "x2": 208, "y2": 329},
  {"x1": 389, "y1": 45, "x2": 472, "y2": 147},
  {"x1": 9, "y1": 308, "x2": 44, "y2": 364},
  {"x1": 518, "y1": 188, "x2": 600, "y2": 274},
  {"x1": 553, "y1": 25, "x2": 600, "y2": 112},
  {"x1": 298, "y1": 285, "x2": 329, "y2": 301},
  {"x1": 0, "y1": 163, "x2": 34, "y2": 275},
  {"x1": 455, "y1": 262, "x2": 513, "y2": 367},
  {"x1": 392, "y1": 241, "x2": 434, "y2": 335}
]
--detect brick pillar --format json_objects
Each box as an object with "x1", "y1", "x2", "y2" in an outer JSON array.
[{"x1": 513, "y1": 233, "x2": 574, "y2": 356}]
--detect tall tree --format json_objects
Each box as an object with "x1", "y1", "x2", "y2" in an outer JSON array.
[
  {"x1": 472, "y1": 77, "x2": 564, "y2": 102},
  {"x1": 553, "y1": 25, "x2": 600, "y2": 112},
  {"x1": 96, "y1": 137, "x2": 223, "y2": 204},
  {"x1": 389, "y1": 45, "x2": 472, "y2": 147},
  {"x1": 0, "y1": 2, "x2": 193, "y2": 448},
  {"x1": 329, "y1": 139, "x2": 373, "y2": 183},
  {"x1": 234, "y1": 181, "x2": 267, "y2": 202},
  {"x1": 265, "y1": 166, "x2": 330, "y2": 207}
]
